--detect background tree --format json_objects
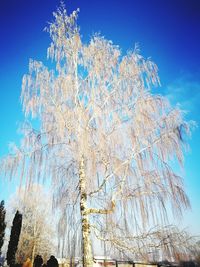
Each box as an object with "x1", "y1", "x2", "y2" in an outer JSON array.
[
  {"x1": 7, "y1": 185, "x2": 56, "y2": 264},
  {"x1": 143, "y1": 226, "x2": 200, "y2": 262},
  {"x1": 190, "y1": 240, "x2": 200, "y2": 266},
  {"x1": 0, "y1": 200, "x2": 6, "y2": 256},
  {"x1": 1, "y1": 3, "x2": 192, "y2": 266},
  {"x1": 7, "y1": 210, "x2": 22, "y2": 267}
]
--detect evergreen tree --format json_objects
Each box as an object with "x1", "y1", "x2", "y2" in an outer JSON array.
[
  {"x1": 7, "y1": 211, "x2": 22, "y2": 267},
  {"x1": 0, "y1": 200, "x2": 6, "y2": 256}
]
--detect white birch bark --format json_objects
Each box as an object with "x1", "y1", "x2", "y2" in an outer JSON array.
[{"x1": 79, "y1": 156, "x2": 93, "y2": 267}]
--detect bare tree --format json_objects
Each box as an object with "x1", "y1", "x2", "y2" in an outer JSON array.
[
  {"x1": 131, "y1": 225, "x2": 199, "y2": 262},
  {"x1": 192, "y1": 240, "x2": 200, "y2": 265},
  {"x1": 7, "y1": 185, "x2": 56, "y2": 263},
  {"x1": 1, "y1": 3, "x2": 192, "y2": 266}
]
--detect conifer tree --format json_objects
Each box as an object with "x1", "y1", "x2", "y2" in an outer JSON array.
[
  {"x1": 7, "y1": 211, "x2": 22, "y2": 267},
  {"x1": 0, "y1": 200, "x2": 6, "y2": 256}
]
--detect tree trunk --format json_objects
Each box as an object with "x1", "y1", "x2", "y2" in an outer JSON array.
[
  {"x1": 31, "y1": 222, "x2": 36, "y2": 265},
  {"x1": 79, "y1": 156, "x2": 93, "y2": 267},
  {"x1": 31, "y1": 242, "x2": 36, "y2": 265}
]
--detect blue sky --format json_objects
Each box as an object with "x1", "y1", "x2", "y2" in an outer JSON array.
[{"x1": 0, "y1": 0, "x2": 200, "y2": 235}]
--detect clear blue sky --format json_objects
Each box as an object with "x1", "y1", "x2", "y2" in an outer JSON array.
[{"x1": 0, "y1": 0, "x2": 199, "y2": 235}]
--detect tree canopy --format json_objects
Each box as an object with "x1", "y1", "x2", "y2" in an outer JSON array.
[{"x1": 1, "y1": 3, "x2": 192, "y2": 266}]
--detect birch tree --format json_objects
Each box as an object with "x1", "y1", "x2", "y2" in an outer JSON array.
[{"x1": 1, "y1": 3, "x2": 191, "y2": 266}]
